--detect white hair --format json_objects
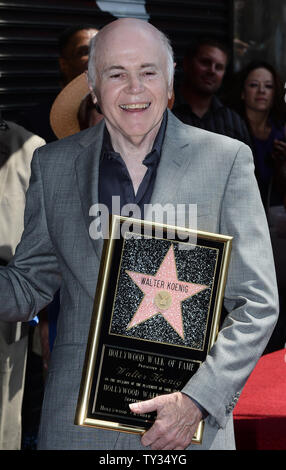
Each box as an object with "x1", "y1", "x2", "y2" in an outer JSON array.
[{"x1": 87, "y1": 22, "x2": 174, "y2": 91}]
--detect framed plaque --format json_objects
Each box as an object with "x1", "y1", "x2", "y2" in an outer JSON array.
[{"x1": 75, "y1": 215, "x2": 232, "y2": 444}]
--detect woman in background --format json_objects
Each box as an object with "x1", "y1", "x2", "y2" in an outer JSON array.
[
  {"x1": 229, "y1": 61, "x2": 286, "y2": 208},
  {"x1": 228, "y1": 61, "x2": 286, "y2": 353}
]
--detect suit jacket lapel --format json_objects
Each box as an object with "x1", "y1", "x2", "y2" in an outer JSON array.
[
  {"x1": 150, "y1": 110, "x2": 193, "y2": 206},
  {"x1": 75, "y1": 121, "x2": 105, "y2": 261}
]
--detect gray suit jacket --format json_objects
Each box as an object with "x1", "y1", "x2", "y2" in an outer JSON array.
[{"x1": 0, "y1": 111, "x2": 278, "y2": 449}]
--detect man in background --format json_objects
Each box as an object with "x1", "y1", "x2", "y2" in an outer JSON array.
[
  {"x1": 58, "y1": 24, "x2": 99, "y2": 88},
  {"x1": 173, "y1": 37, "x2": 251, "y2": 145},
  {"x1": 18, "y1": 24, "x2": 98, "y2": 143}
]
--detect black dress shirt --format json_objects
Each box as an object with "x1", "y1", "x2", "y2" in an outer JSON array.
[{"x1": 99, "y1": 111, "x2": 167, "y2": 216}]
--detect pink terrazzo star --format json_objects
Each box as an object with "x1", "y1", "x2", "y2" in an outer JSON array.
[{"x1": 126, "y1": 244, "x2": 208, "y2": 340}]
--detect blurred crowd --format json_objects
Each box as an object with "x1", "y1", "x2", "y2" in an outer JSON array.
[{"x1": 0, "y1": 23, "x2": 285, "y2": 450}]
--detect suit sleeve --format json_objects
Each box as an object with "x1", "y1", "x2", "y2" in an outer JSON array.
[
  {"x1": 181, "y1": 143, "x2": 279, "y2": 428},
  {"x1": 0, "y1": 148, "x2": 61, "y2": 322}
]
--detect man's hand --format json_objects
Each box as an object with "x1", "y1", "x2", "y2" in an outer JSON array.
[{"x1": 129, "y1": 392, "x2": 202, "y2": 450}]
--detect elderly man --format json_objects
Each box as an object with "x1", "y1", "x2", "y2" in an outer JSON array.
[{"x1": 0, "y1": 18, "x2": 278, "y2": 450}]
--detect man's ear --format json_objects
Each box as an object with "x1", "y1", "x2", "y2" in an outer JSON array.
[
  {"x1": 168, "y1": 62, "x2": 176, "y2": 100},
  {"x1": 168, "y1": 89, "x2": 175, "y2": 109},
  {"x1": 86, "y1": 71, "x2": 98, "y2": 104}
]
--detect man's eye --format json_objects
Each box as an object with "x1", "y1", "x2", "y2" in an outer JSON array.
[
  {"x1": 110, "y1": 73, "x2": 123, "y2": 79},
  {"x1": 142, "y1": 71, "x2": 157, "y2": 79}
]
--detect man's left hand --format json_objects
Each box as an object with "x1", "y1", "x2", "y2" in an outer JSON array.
[{"x1": 129, "y1": 392, "x2": 202, "y2": 450}]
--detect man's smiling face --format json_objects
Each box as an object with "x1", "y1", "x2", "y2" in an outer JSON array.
[{"x1": 90, "y1": 20, "x2": 173, "y2": 146}]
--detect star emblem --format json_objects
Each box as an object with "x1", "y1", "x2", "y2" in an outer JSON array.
[{"x1": 126, "y1": 244, "x2": 208, "y2": 340}]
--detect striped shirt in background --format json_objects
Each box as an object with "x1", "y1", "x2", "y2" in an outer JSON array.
[{"x1": 173, "y1": 94, "x2": 252, "y2": 148}]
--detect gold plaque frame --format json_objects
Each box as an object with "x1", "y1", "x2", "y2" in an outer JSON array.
[{"x1": 75, "y1": 215, "x2": 232, "y2": 445}]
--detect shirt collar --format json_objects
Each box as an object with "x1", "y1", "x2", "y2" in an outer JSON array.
[
  {"x1": 101, "y1": 110, "x2": 167, "y2": 167},
  {"x1": 173, "y1": 88, "x2": 224, "y2": 115}
]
